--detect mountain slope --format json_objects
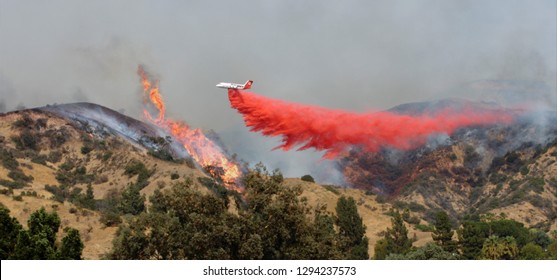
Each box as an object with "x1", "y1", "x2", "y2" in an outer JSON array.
[
  {"x1": 340, "y1": 100, "x2": 557, "y2": 231},
  {"x1": 0, "y1": 104, "x2": 212, "y2": 258},
  {"x1": 0, "y1": 103, "x2": 411, "y2": 258}
]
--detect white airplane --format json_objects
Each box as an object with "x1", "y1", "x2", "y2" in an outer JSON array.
[{"x1": 216, "y1": 80, "x2": 253, "y2": 90}]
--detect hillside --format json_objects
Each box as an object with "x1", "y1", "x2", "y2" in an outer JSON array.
[
  {"x1": 0, "y1": 103, "x2": 413, "y2": 259},
  {"x1": 0, "y1": 104, "x2": 211, "y2": 258},
  {"x1": 340, "y1": 99, "x2": 557, "y2": 232},
  {"x1": 2, "y1": 101, "x2": 556, "y2": 259}
]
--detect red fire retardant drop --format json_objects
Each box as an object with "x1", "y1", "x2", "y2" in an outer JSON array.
[{"x1": 228, "y1": 89, "x2": 514, "y2": 159}]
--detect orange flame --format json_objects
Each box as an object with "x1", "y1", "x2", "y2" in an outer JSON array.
[{"x1": 137, "y1": 65, "x2": 242, "y2": 190}]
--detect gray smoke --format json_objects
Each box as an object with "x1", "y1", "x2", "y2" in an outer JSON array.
[{"x1": 0, "y1": 0, "x2": 555, "y2": 182}]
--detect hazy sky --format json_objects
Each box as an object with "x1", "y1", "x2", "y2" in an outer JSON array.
[{"x1": 1, "y1": 0, "x2": 555, "y2": 181}]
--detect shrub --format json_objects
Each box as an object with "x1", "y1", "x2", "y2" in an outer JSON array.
[
  {"x1": 95, "y1": 188, "x2": 122, "y2": 227},
  {"x1": 59, "y1": 160, "x2": 75, "y2": 171},
  {"x1": 45, "y1": 184, "x2": 68, "y2": 203},
  {"x1": 80, "y1": 146, "x2": 93, "y2": 155},
  {"x1": 55, "y1": 163, "x2": 94, "y2": 186},
  {"x1": 101, "y1": 151, "x2": 113, "y2": 162},
  {"x1": 526, "y1": 177, "x2": 545, "y2": 193},
  {"x1": 489, "y1": 173, "x2": 507, "y2": 185},
  {"x1": 8, "y1": 170, "x2": 33, "y2": 183},
  {"x1": 12, "y1": 130, "x2": 38, "y2": 150},
  {"x1": 0, "y1": 148, "x2": 19, "y2": 170},
  {"x1": 45, "y1": 127, "x2": 70, "y2": 148},
  {"x1": 12, "y1": 114, "x2": 34, "y2": 128},
  {"x1": 170, "y1": 173, "x2": 180, "y2": 180},
  {"x1": 0, "y1": 179, "x2": 25, "y2": 189},
  {"x1": 509, "y1": 180, "x2": 523, "y2": 191},
  {"x1": 119, "y1": 185, "x2": 145, "y2": 215},
  {"x1": 31, "y1": 153, "x2": 48, "y2": 165},
  {"x1": 124, "y1": 160, "x2": 152, "y2": 183},
  {"x1": 0, "y1": 188, "x2": 13, "y2": 196},
  {"x1": 22, "y1": 190, "x2": 37, "y2": 197},
  {"x1": 35, "y1": 118, "x2": 48, "y2": 130},
  {"x1": 301, "y1": 174, "x2": 315, "y2": 183},
  {"x1": 519, "y1": 166, "x2": 530, "y2": 176}
]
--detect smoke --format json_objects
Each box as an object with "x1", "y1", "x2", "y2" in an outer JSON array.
[
  {"x1": 228, "y1": 89, "x2": 514, "y2": 159},
  {"x1": 0, "y1": 72, "x2": 15, "y2": 112},
  {"x1": 0, "y1": 0, "x2": 554, "y2": 179}
]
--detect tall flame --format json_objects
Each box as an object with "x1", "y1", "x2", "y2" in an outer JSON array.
[{"x1": 137, "y1": 65, "x2": 242, "y2": 190}]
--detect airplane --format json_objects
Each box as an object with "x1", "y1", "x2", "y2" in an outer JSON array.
[{"x1": 216, "y1": 80, "x2": 253, "y2": 90}]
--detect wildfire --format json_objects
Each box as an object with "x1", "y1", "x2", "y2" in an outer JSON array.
[{"x1": 137, "y1": 65, "x2": 242, "y2": 190}]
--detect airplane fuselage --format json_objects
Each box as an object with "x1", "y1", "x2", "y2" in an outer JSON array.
[
  {"x1": 216, "y1": 80, "x2": 253, "y2": 90},
  {"x1": 216, "y1": 83, "x2": 244, "y2": 89}
]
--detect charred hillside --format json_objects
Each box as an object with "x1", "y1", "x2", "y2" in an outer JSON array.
[
  {"x1": 38, "y1": 102, "x2": 194, "y2": 163},
  {"x1": 340, "y1": 100, "x2": 557, "y2": 229}
]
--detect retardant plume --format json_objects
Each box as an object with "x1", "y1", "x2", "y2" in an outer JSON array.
[{"x1": 228, "y1": 90, "x2": 515, "y2": 159}]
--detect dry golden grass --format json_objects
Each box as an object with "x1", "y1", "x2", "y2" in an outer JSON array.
[
  {"x1": 0, "y1": 195, "x2": 117, "y2": 259},
  {"x1": 0, "y1": 110, "x2": 222, "y2": 259}
]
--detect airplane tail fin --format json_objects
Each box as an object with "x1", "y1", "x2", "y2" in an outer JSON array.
[{"x1": 243, "y1": 80, "x2": 253, "y2": 89}]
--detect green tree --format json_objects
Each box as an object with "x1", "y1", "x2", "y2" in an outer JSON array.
[
  {"x1": 98, "y1": 188, "x2": 122, "y2": 226},
  {"x1": 12, "y1": 230, "x2": 58, "y2": 259},
  {"x1": 373, "y1": 238, "x2": 389, "y2": 260},
  {"x1": 335, "y1": 196, "x2": 369, "y2": 259},
  {"x1": 527, "y1": 229, "x2": 551, "y2": 249},
  {"x1": 76, "y1": 183, "x2": 96, "y2": 210},
  {"x1": 241, "y1": 164, "x2": 334, "y2": 259},
  {"x1": 111, "y1": 164, "x2": 347, "y2": 260},
  {"x1": 119, "y1": 185, "x2": 145, "y2": 215},
  {"x1": 27, "y1": 207, "x2": 61, "y2": 247},
  {"x1": 384, "y1": 210, "x2": 412, "y2": 256},
  {"x1": 238, "y1": 234, "x2": 264, "y2": 260},
  {"x1": 519, "y1": 242, "x2": 545, "y2": 260},
  {"x1": 0, "y1": 206, "x2": 22, "y2": 259},
  {"x1": 480, "y1": 236, "x2": 519, "y2": 260},
  {"x1": 458, "y1": 220, "x2": 489, "y2": 259},
  {"x1": 432, "y1": 210, "x2": 457, "y2": 252},
  {"x1": 59, "y1": 227, "x2": 84, "y2": 260},
  {"x1": 13, "y1": 208, "x2": 60, "y2": 259},
  {"x1": 310, "y1": 208, "x2": 342, "y2": 259},
  {"x1": 386, "y1": 242, "x2": 459, "y2": 260},
  {"x1": 85, "y1": 184, "x2": 95, "y2": 205},
  {"x1": 547, "y1": 236, "x2": 557, "y2": 260},
  {"x1": 111, "y1": 179, "x2": 242, "y2": 259},
  {"x1": 300, "y1": 175, "x2": 315, "y2": 183},
  {"x1": 489, "y1": 219, "x2": 529, "y2": 247},
  {"x1": 0, "y1": 207, "x2": 83, "y2": 260}
]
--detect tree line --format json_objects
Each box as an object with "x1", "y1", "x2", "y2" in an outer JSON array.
[
  {"x1": 110, "y1": 164, "x2": 369, "y2": 260},
  {"x1": 374, "y1": 210, "x2": 557, "y2": 260},
  {"x1": 0, "y1": 206, "x2": 83, "y2": 259},
  {"x1": 3, "y1": 163, "x2": 557, "y2": 260}
]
